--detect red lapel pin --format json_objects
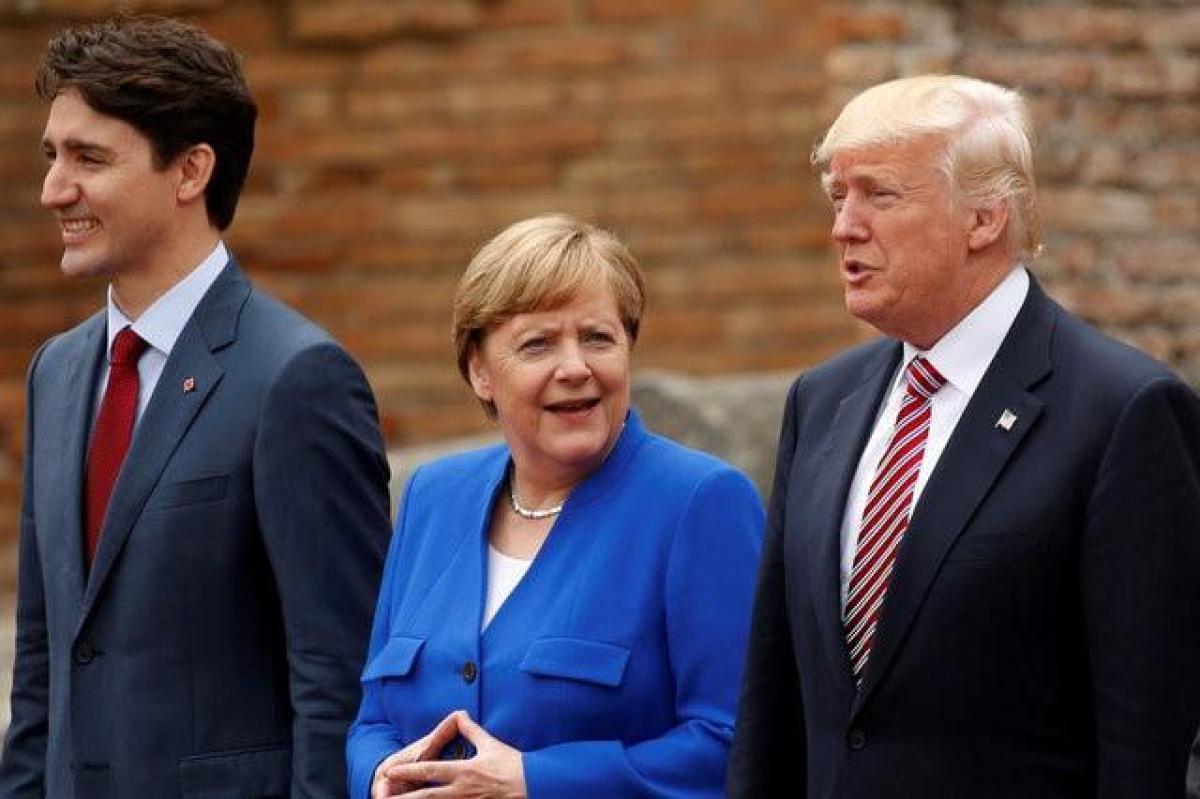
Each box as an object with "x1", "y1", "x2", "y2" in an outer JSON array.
[{"x1": 182, "y1": 376, "x2": 196, "y2": 393}]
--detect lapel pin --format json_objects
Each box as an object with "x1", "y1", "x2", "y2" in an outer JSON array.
[
  {"x1": 995, "y1": 408, "x2": 1017, "y2": 431},
  {"x1": 182, "y1": 376, "x2": 196, "y2": 393}
]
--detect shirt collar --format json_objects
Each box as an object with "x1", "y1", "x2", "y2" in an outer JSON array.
[
  {"x1": 105, "y1": 241, "x2": 228, "y2": 359},
  {"x1": 902, "y1": 265, "x2": 1030, "y2": 397}
]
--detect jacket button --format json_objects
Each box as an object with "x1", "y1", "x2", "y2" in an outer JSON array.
[
  {"x1": 847, "y1": 728, "x2": 867, "y2": 750},
  {"x1": 446, "y1": 741, "x2": 466, "y2": 759},
  {"x1": 461, "y1": 661, "x2": 477, "y2": 683},
  {"x1": 74, "y1": 642, "x2": 96, "y2": 665}
]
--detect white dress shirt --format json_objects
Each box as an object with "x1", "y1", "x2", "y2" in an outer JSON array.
[
  {"x1": 838, "y1": 266, "x2": 1030, "y2": 611},
  {"x1": 94, "y1": 241, "x2": 229, "y2": 427}
]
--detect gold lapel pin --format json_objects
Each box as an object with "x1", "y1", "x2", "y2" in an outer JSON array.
[
  {"x1": 995, "y1": 408, "x2": 1017, "y2": 431},
  {"x1": 182, "y1": 376, "x2": 196, "y2": 393}
]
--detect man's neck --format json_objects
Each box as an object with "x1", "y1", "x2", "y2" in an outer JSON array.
[{"x1": 111, "y1": 229, "x2": 221, "y2": 321}]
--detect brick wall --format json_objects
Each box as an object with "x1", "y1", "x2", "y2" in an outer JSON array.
[{"x1": 0, "y1": 0, "x2": 1197, "y2": 552}]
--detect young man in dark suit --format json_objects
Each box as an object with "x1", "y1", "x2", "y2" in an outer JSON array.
[
  {"x1": 0, "y1": 16, "x2": 392, "y2": 797},
  {"x1": 728, "y1": 75, "x2": 1200, "y2": 798}
]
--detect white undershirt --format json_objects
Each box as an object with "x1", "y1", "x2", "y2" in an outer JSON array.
[
  {"x1": 838, "y1": 266, "x2": 1030, "y2": 612},
  {"x1": 482, "y1": 543, "x2": 533, "y2": 631},
  {"x1": 94, "y1": 241, "x2": 228, "y2": 428}
]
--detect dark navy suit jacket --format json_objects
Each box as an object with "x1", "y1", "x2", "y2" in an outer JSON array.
[
  {"x1": 0, "y1": 261, "x2": 392, "y2": 798},
  {"x1": 729, "y1": 280, "x2": 1200, "y2": 798},
  {"x1": 347, "y1": 411, "x2": 764, "y2": 798}
]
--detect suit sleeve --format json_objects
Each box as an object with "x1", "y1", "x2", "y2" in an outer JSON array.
[
  {"x1": 521, "y1": 467, "x2": 765, "y2": 798},
  {"x1": 254, "y1": 342, "x2": 392, "y2": 798},
  {"x1": 0, "y1": 346, "x2": 51, "y2": 797},
  {"x1": 727, "y1": 376, "x2": 808, "y2": 798},
  {"x1": 1081, "y1": 376, "x2": 1200, "y2": 796},
  {"x1": 346, "y1": 472, "x2": 418, "y2": 799}
]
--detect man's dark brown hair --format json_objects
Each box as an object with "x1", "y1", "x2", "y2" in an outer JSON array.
[{"x1": 36, "y1": 15, "x2": 257, "y2": 230}]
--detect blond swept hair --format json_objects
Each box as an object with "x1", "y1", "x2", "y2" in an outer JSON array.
[
  {"x1": 453, "y1": 214, "x2": 646, "y2": 415},
  {"x1": 813, "y1": 75, "x2": 1042, "y2": 258}
]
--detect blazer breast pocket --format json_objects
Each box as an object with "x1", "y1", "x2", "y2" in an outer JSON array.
[
  {"x1": 361, "y1": 635, "x2": 426, "y2": 683},
  {"x1": 145, "y1": 475, "x2": 229, "y2": 512},
  {"x1": 519, "y1": 637, "x2": 630, "y2": 688},
  {"x1": 943, "y1": 527, "x2": 1046, "y2": 564}
]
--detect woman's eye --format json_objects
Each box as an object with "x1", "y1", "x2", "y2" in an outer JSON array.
[{"x1": 519, "y1": 338, "x2": 548, "y2": 353}]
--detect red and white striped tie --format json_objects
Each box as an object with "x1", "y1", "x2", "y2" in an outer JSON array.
[{"x1": 845, "y1": 355, "x2": 946, "y2": 684}]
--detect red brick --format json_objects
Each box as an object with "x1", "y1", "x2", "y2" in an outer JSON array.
[
  {"x1": 696, "y1": 182, "x2": 806, "y2": 220},
  {"x1": 506, "y1": 31, "x2": 630, "y2": 71},
  {"x1": 1143, "y1": 9, "x2": 1200, "y2": 49},
  {"x1": 681, "y1": 29, "x2": 791, "y2": 61},
  {"x1": 962, "y1": 50, "x2": 1094, "y2": 92},
  {"x1": 1001, "y1": 8, "x2": 1140, "y2": 47},
  {"x1": 587, "y1": 0, "x2": 697, "y2": 23},
  {"x1": 827, "y1": 7, "x2": 907, "y2": 43},
  {"x1": 446, "y1": 79, "x2": 560, "y2": 118},
  {"x1": 826, "y1": 45, "x2": 896, "y2": 85},
  {"x1": 612, "y1": 68, "x2": 726, "y2": 110},
  {"x1": 1040, "y1": 188, "x2": 1154, "y2": 235},
  {"x1": 289, "y1": 0, "x2": 484, "y2": 45},
  {"x1": 1112, "y1": 237, "x2": 1197, "y2": 282},
  {"x1": 482, "y1": 0, "x2": 573, "y2": 28},
  {"x1": 458, "y1": 162, "x2": 557, "y2": 190},
  {"x1": 1097, "y1": 55, "x2": 1200, "y2": 99}
]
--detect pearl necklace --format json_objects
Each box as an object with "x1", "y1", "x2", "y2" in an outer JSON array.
[{"x1": 508, "y1": 483, "x2": 564, "y2": 520}]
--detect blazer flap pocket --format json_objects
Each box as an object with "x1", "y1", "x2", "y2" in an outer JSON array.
[
  {"x1": 362, "y1": 635, "x2": 426, "y2": 682},
  {"x1": 146, "y1": 475, "x2": 228, "y2": 511},
  {"x1": 179, "y1": 745, "x2": 289, "y2": 797},
  {"x1": 519, "y1": 637, "x2": 630, "y2": 687}
]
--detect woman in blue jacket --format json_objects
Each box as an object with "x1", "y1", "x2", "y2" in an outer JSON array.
[{"x1": 347, "y1": 214, "x2": 765, "y2": 798}]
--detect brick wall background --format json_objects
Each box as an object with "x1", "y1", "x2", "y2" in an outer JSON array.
[{"x1": 0, "y1": 0, "x2": 1196, "y2": 565}]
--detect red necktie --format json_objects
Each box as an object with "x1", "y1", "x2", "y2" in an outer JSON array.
[
  {"x1": 844, "y1": 356, "x2": 946, "y2": 684},
  {"x1": 85, "y1": 326, "x2": 149, "y2": 566}
]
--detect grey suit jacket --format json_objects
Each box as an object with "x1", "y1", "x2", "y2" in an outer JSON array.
[{"x1": 0, "y1": 260, "x2": 392, "y2": 798}]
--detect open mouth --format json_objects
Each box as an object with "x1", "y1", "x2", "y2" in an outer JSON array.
[
  {"x1": 545, "y1": 398, "x2": 601, "y2": 415},
  {"x1": 60, "y1": 217, "x2": 100, "y2": 240}
]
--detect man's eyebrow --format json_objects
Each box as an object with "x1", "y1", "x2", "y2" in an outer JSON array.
[{"x1": 41, "y1": 136, "x2": 115, "y2": 155}]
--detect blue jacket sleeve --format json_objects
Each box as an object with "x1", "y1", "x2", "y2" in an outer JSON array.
[
  {"x1": 346, "y1": 470, "x2": 421, "y2": 799},
  {"x1": 522, "y1": 468, "x2": 765, "y2": 798}
]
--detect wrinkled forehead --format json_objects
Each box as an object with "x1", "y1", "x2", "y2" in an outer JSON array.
[{"x1": 819, "y1": 135, "x2": 948, "y2": 187}]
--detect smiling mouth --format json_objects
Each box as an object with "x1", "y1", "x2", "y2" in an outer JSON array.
[
  {"x1": 60, "y1": 218, "x2": 99, "y2": 236},
  {"x1": 545, "y1": 398, "x2": 600, "y2": 414}
]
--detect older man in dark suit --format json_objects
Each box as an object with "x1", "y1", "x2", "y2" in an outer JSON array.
[
  {"x1": 728, "y1": 75, "x2": 1200, "y2": 798},
  {"x1": 0, "y1": 17, "x2": 391, "y2": 798}
]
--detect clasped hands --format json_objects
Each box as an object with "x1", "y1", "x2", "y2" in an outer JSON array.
[{"x1": 371, "y1": 710, "x2": 526, "y2": 798}]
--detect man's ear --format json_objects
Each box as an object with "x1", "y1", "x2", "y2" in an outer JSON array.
[
  {"x1": 176, "y1": 143, "x2": 215, "y2": 204},
  {"x1": 967, "y1": 200, "x2": 1010, "y2": 252}
]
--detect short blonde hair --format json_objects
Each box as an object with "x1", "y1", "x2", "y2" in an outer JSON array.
[
  {"x1": 453, "y1": 214, "x2": 646, "y2": 413},
  {"x1": 813, "y1": 75, "x2": 1041, "y2": 258}
]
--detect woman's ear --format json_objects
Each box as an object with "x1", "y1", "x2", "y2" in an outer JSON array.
[{"x1": 467, "y1": 347, "x2": 492, "y2": 402}]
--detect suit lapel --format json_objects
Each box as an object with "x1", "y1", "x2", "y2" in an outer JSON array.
[
  {"x1": 55, "y1": 314, "x2": 106, "y2": 606},
  {"x1": 807, "y1": 342, "x2": 901, "y2": 688},
  {"x1": 853, "y1": 282, "x2": 1056, "y2": 709},
  {"x1": 79, "y1": 262, "x2": 249, "y2": 627}
]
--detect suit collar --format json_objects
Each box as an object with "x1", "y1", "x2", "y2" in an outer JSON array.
[
  {"x1": 53, "y1": 312, "x2": 108, "y2": 603},
  {"x1": 79, "y1": 258, "x2": 249, "y2": 627},
  {"x1": 852, "y1": 278, "x2": 1055, "y2": 710}
]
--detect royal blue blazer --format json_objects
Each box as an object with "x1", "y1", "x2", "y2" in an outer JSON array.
[{"x1": 347, "y1": 410, "x2": 764, "y2": 798}]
